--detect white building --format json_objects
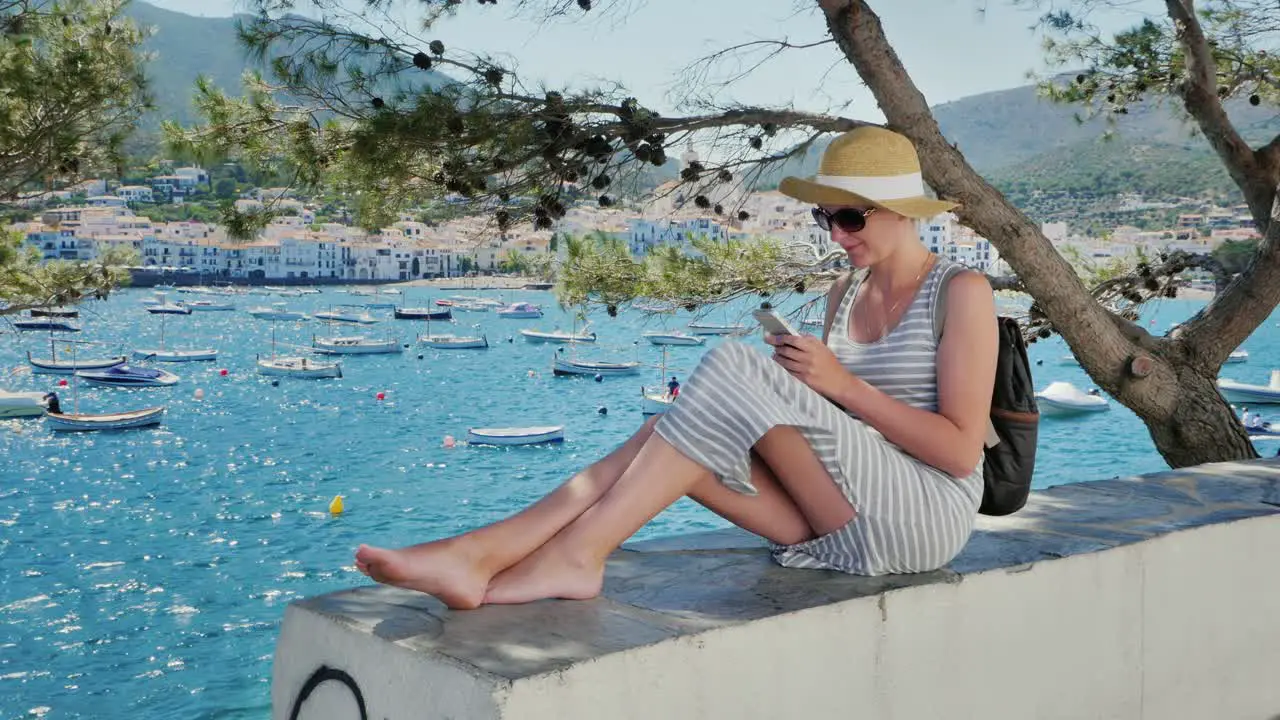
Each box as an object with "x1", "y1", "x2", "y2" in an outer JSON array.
[
  {"x1": 116, "y1": 185, "x2": 153, "y2": 203},
  {"x1": 627, "y1": 217, "x2": 729, "y2": 256},
  {"x1": 918, "y1": 213, "x2": 1001, "y2": 273}
]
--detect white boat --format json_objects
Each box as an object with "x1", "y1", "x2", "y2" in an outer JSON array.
[
  {"x1": 257, "y1": 355, "x2": 343, "y2": 378},
  {"x1": 132, "y1": 312, "x2": 218, "y2": 362},
  {"x1": 642, "y1": 331, "x2": 705, "y2": 347},
  {"x1": 313, "y1": 310, "x2": 379, "y2": 325},
  {"x1": 76, "y1": 365, "x2": 181, "y2": 388},
  {"x1": 1218, "y1": 370, "x2": 1280, "y2": 404},
  {"x1": 641, "y1": 390, "x2": 674, "y2": 416},
  {"x1": 27, "y1": 339, "x2": 127, "y2": 375},
  {"x1": 466, "y1": 425, "x2": 565, "y2": 446},
  {"x1": 274, "y1": 289, "x2": 305, "y2": 298},
  {"x1": 1035, "y1": 381, "x2": 1110, "y2": 417},
  {"x1": 364, "y1": 301, "x2": 397, "y2": 310},
  {"x1": 295, "y1": 287, "x2": 322, "y2": 295},
  {"x1": 496, "y1": 302, "x2": 543, "y2": 319},
  {"x1": 1058, "y1": 355, "x2": 1079, "y2": 366},
  {"x1": 451, "y1": 301, "x2": 490, "y2": 313},
  {"x1": 418, "y1": 334, "x2": 489, "y2": 350},
  {"x1": 147, "y1": 302, "x2": 191, "y2": 315},
  {"x1": 1226, "y1": 350, "x2": 1249, "y2": 364},
  {"x1": 312, "y1": 335, "x2": 403, "y2": 355},
  {"x1": 0, "y1": 390, "x2": 59, "y2": 418},
  {"x1": 46, "y1": 405, "x2": 165, "y2": 432},
  {"x1": 186, "y1": 300, "x2": 236, "y2": 312},
  {"x1": 687, "y1": 322, "x2": 745, "y2": 336},
  {"x1": 247, "y1": 303, "x2": 309, "y2": 321},
  {"x1": 553, "y1": 355, "x2": 642, "y2": 377},
  {"x1": 521, "y1": 328, "x2": 597, "y2": 344}
]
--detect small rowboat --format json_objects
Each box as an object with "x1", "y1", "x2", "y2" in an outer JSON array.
[
  {"x1": 642, "y1": 331, "x2": 705, "y2": 347},
  {"x1": 553, "y1": 356, "x2": 642, "y2": 377},
  {"x1": 46, "y1": 405, "x2": 165, "y2": 432},
  {"x1": 418, "y1": 334, "x2": 488, "y2": 350},
  {"x1": 521, "y1": 328, "x2": 596, "y2": 344},
  {"x1": 28, "y1": 351, "x2": 127, "y2": 375},
  {"x1": 466, "y1": 425, "x2": 565, "y2": 446}
]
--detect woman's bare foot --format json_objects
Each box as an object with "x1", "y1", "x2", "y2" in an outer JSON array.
[
  {"x1": 482, "y1": 545, "x2": 604, "y2": 605},
  {"x1": 354, "y1": 539, "x2": 490, "y2": 610}
]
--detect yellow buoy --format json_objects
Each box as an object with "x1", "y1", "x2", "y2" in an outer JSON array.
[{"x1": 328, "y1": 495, "x2": 345, "y2": 515}]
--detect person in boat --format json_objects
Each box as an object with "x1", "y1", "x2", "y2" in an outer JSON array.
[
  {"x1": 667, "y1": 375, "x2": 680, "y2": 399},
  {"x1": 354, "y1": 127, "x2": 998, "y2": 609}
]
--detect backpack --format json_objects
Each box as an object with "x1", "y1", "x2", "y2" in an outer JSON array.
[{"x1": 933, "y1": 264, "x2": 1039, "y2": 515}]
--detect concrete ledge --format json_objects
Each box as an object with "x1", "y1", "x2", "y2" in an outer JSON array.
[{"x1": 272, "y1": 459, "x2": 1280, "y2": 719}]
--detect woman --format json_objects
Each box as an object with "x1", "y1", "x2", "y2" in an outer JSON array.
[{"x1": 354, "y1": 126, "x2": 999, "y2": 609}]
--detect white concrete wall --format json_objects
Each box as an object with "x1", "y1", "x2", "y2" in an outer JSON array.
[{"x1": 275, "y1": 514, "x2": 1280, "y2": 720}]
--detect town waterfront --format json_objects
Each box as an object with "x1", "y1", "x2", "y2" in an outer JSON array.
[{"x1": 2, "y1": 287, "x2": 1278, "y2": 718}]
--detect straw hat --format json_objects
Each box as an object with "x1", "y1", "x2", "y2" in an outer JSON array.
[{"x1": 778, "y1": 126, "x2": 958, "y2": 219}]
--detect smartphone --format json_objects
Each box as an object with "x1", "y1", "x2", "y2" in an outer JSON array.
[{"x1": 752, "y1": 308, "x2": 798, "y2": 336}]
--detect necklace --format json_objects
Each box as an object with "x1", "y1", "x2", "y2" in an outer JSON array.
[{"x1": 859, "y1": 252, "x2": 934, "y2": 342}]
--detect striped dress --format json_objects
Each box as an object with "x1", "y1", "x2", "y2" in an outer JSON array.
[{"x1": 653, "y1": 259, "x2": 984, "y2": 575}]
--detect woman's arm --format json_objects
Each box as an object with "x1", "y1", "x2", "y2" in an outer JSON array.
[{"x1": 830, "y1": 271, "x2": 998, "y2": 477}]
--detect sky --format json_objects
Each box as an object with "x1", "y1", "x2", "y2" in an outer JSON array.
[{"x1": 144, "y1": 0, "x2": 1160, "y2": 121}]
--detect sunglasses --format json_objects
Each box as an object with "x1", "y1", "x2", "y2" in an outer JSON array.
[{"x1": 812, "y1": 206, "x2": 877, "y2": 233}]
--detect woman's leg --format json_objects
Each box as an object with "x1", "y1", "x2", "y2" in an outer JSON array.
[
  {"x1": 484, "y1": 426, "x2": 855, "y2": 604},
  {"x1": 355, "y1": 416, "x2": 664, "y2": 609}
]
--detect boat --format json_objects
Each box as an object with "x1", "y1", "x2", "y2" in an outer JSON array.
[
  {"x1": 27, "y1": 338, "x2": 127, "y2": 375},
  {"x1": 0, "y1": 390, "x2": 60, "y2": 418},
  {"x1": 394, "y1": 306, "x2": 453, "y2": 321},
  {"x1": 257, "y1": 355, "x2": 343, "y2": 378},
  {"x1": 642, "y1": 331, "x2": 705, "y2": 347},
  {"x1": 13, "y1": 319, "x2": 80, "y2": 332},
  {"x1": 451, "y1": 301, "x2": 490, "y2": 313},
  {"x1": 418, "y1": 333, "x2": 489, "y2": 349},
  {"x1": 313, "y1": 309, "x2": 378, "y2": 325},
  {"x1": 46, "y1": 405, "x2": 165, "y2": 432},
  {"x1": 29, "y1": 306, "x2": 79, "y2": 318},
  {"x1": 1218, "y1": 370, "x2": 1280, "y2": 404},
  {"x1": 311, "y1": 335, "x2": 403, "y2": 355},
  {"x1": 274, "y1": 289, "x2": 305, "y2": 298},
  {"x1": 466, "y1": 425, "x2": 565, "y2": 446},
  {"x1": 634, "y1": 301, "x2": 677, "y2": 314},
  {"x1": 641, "y1": 346, "x2": 677, "y2": 416},
  {"x1": 186, "y1": 300, "x2": 236, "y2": 312},
  {"x1": 247, "y1": 303, "x2": 309, "y2": 321},
  {"x1": 76, "y1": 365, "x2": 181, "y2": 387},
  {"x1": 687, "y1": 322, "x2": 746, "y2": 336},
  {"x1": 147, "y1": 301, "x2": 191, "y2": 315},
  {"x1": 1035, "y1": 381, "x2": 1110, "y2": 417},
  {"x1": 521, "y1": 328, "x2": 597, "y2": 344},
  {"x1": 256, "y1": 323, "x2": 342, "y2": 378},
  {"x1": 295, "y1": 287, "x2": 322, "y2": 295},
  {"x1": 496, "y1": 302, "x2": 543, "y2": 319},
  {"x1": 1058, "y1": 355, "x2": 1079, "y2": 366},
  {"x1": 1226, "y1": 350, "x2": 1249, "y2": 364},
  {"x1": 553, "y1": 355, "x2": 642, "y2": 377},
  {"x1": 132, "y1": 312, "x2": 218, "y2": 362}
]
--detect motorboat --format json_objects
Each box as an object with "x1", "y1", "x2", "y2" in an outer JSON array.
[
  {"x1": 466, "y1": 425, "x2": 565, "y2": 446},
  {"x1": 313, "y1": 310, "x2": 379, "y2": 325},
  {"x1": 553, "y1": 355, "x2": 642, "y2": 377},
  {"x1": 76, "y1": 365, "x2": 180, "y2": 388},
  {"x1": 1226, "y1": 350, "x2": 1249, "y2": 364},
  {"x1": 496, "y1": 302, "x2": 543, "y2": 319},
  {"x1": 642, "y1": 331, "x2": 705, "y2": 347},
  {"x1": 29, "y1": 306, "x2": 78, "y2": 318},
  {"x1": 394, "y1": 307, "x2": 453, "y2": 321},
  {"x1": 451, "y1": 301, "x2": 490, "y2": 313},
  {"x1": 46, "y1": 405, "x2": 164, "y2": 432},
  {"x1": 147, "y1": 301, "x2": 191, "y2": 315},
  {"x1": 256, "y1": 355, "x2": 343, "y2": 379},
  {"x1": 247, "y1": 303, "x2": 309, "y2": 321},
  {"x1": 687, "y1": 322, "x2": 745, "y2": 336},
  {"x1": 1218, "y1": 370, "x2": 1280, "y2": 404},
  {"x1": 520, "y1": 328, "x2": 597, "y2": 344},
  {"x1": 418, "y1": 334, "x2": 488, "y2": 350},
  {"x1": 1035, "y1": 381, "x2": 1110, "y2": 417},
  {"x1": 0, "y1": 390, "x2": 60, "y2": 418},
  {"x1": 1058, "y1": 355, "x2": 1079, "y2": 366},
  {"x1": 312, "y1": 335, "x2": 403, "y2": 355},
  {"x1": 13, "y1": 319, "x2": 80, "y2": 332}
]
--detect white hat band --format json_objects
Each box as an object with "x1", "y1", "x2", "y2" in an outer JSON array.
[{"x1": 812, "y1": 172, "x2": 925, "y2": 201}]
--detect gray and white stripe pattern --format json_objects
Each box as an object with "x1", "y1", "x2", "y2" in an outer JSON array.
[{"x1": 653, "y1": 259, "x2": 983, "y2": 575}]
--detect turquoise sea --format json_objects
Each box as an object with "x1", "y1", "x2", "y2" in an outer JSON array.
[{"x1": 2, "y1": 287, "x2": 1277, "y2": 719}]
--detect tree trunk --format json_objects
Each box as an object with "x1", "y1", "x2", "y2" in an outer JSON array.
[{"x1": 816, "y1": 0, "x2": 1260, "y2": 468}]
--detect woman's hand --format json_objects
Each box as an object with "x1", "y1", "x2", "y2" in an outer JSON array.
[{"x1": 766, "y1": 333, "x2": 851, "y2": 398}]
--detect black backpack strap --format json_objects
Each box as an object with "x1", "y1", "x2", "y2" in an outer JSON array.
[
  {"x1": 930, "y1": 261, "x2": 1001, "y2": 448},
  {"x1": 931, "y1": 261, "x2": 966, "y2": 343}
]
